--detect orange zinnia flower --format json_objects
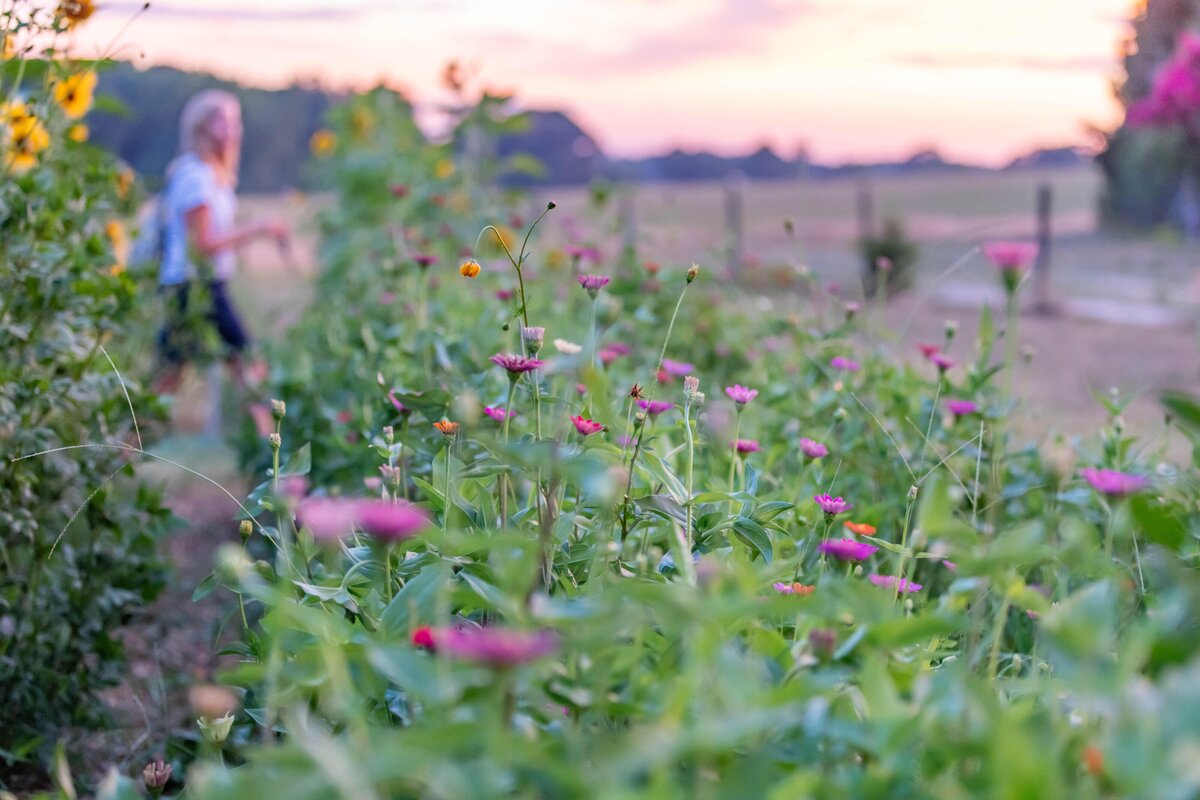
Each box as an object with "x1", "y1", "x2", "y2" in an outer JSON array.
[
  {"x1": 459, "y1": 258, "x2": 481, "y2": 278},
  {"x1": 772, "y1": 582, "x2": 815, "y2": 596},
  {"x1": 432, "y1": 419, "x2": 459, "y2": 436},
  {"x1": 1082, "y1": 745, "x2": 1104, "y2": 776},
  {"x1": 844, "y1": 521, "x2": 876, "y2": 536}
]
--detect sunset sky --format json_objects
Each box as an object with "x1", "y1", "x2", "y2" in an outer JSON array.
[{"x1": 76, "y1": 0, "x2": 1136, "y2": 164}]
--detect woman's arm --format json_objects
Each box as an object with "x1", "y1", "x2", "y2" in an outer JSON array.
[{"x1": 185, "y1": 204, "x2": 288, "y2": 258}]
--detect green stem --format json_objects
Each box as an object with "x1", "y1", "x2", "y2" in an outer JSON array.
[
  {"x1": 499, "y1": 379, "x2": 517, "y2": 527},
  {"x1": 443, "y1": 444, "x2": 452, "y2": 535},
  {"x1": 588, "y1": 297, "x2": 599, "y2": 370},
  {"x1": 727, "y1": 412, "x2": 742, "y2": 493},
  {"x1": 893, "y1": 495, "x2": 916, "y2": 607},
  {"x1": 987, "y1": 594, "x2": 1012, "y2": 679}
]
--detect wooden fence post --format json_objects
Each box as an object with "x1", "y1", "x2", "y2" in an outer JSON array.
[{"x1": 1033, "y1": 183, "x2": 1056, "y2": 314}]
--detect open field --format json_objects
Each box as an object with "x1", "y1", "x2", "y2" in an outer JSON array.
[{"x1": 232, "y1": 166, "x2": 1200, "y2": 449}]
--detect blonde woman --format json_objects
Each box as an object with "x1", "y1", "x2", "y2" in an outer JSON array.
[{"x1": 154, "y1": 89, "x2": 289, "y2": 394}]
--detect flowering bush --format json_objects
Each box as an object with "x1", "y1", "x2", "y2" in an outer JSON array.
[
  {"x1": 0, "y1": 4, "x2": 169, "y2": 779},
  {"x1": 152, "y1": 88, "x2": 1200, "y2": 800}
]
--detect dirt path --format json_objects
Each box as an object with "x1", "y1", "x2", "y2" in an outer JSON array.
[{"x1": 73, "y1": 472, "x2": 245, "y2": 793}]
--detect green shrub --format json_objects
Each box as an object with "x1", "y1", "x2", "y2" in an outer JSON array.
[{"x1": 0, "y1": 11, "x2": 169, "y2": 778}]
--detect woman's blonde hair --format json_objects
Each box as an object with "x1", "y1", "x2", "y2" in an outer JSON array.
[{"x1": 172, "y1": 89, "x2": 241, "y2": 186}]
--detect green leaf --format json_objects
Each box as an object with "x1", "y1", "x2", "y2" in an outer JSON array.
[
  {"x1": 380, "y1": 560, "x2": 452, "y2": 640},
  {"x1": 279, "y1": 442, "x2": 311, "y2": 477},
  {"x1": 1130, "y1": 494, "x2": 1186, "y2": 551},
  {"x1": 1162, "y1": 390, "x2": 1200, "y2": 436},
  {"x1": 731, "y1": 517, "x2": 773, "y2": 563}
]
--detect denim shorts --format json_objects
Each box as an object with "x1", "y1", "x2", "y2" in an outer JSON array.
[{"x1": 157, "y1": 280, "x2": 250, "y2": 364}]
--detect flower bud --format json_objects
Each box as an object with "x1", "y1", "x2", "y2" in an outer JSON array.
[
  {"x1": 383, "y1": 425, "x2": 394, "y2": 444},
  {"x1": 809, "y1": 628, "x2": 837, "y2": 660},
  {"x1": 268, "y1": 432, "x2": 281, "y2": 450},
  {"x1": 238, "y1": 519, "x2": 253, "y2": 543},
  {"x1": 686, "y1": 264, "x2": 699, "y2": 283},
  {"x1": 547, "y1": 200, "x2": 557, "y2": 210},
  {"x1": 907, "y1": 485, "x2": 919, "y2": 502},
  {"x1": 198, "y1": 712, "x2": 234, "y2": 745},
  {"x1": 522, "y1": 326, "x2": 545, "y2": 354},
  {"x1": 683, "y1": 375, "x2": 700, "y2": 401},
  {"x1": 459, "y1": 258, "x2": 481, "y2": 278},
  {"x1": 270, "y1": 398, "x2": 286, "y2": 420},
  {"x1": 875, "y1": 256, "x2": 893, "y2": 272},
  {"x1": 944, "y1": 320, "x2": 959, "y2": 341},
  {"x1": 143, "y1": 759, "x2": 172, "y2": 797}
]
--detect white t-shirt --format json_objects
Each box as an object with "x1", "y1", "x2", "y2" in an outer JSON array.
[{"x1": 159, "y1": 153, "x2": 237, "y2": 285}]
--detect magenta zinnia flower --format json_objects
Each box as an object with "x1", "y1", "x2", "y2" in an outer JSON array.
[
  {"x1": 819, "y1": 538, "x2": 877, "y2": 561},
  {"x1": 982, "y1": 241, "x2": 1038, "y2": 273},
  {"x1": 798, "y1": 437, "x2": 828, "y2": 459},
  {"x1": 571, "y1": 415, "x2": 604, "y2": 436},
  {"x1": 733, "y1": 439, "x2": 761, "y2": 454},
  {"x1": 578, "y1": 274, "x2": 610, "y2": 296},
  {"x1": 1079, "y1": 467, "x2": 1148, "y2": 497},
  {"x1": 638, "y1": 399, "x2": 674, "y2": 415},
  {"x1": 490, "y1": 353, "x2": 545, "y2": 375},
  {"x1": 725, "y1": 384, "x2": 758, "y2": 405},
  {"x1": 946, "y1": 399, "x2": 978, "y2": 417},
  {"x1": 814, "y1": 493, "x2": 853, "y2": 517},
  {"x1": 298, "y1": 498, "x2": 429, "y2": 542},
  {"x1": 411, "y1": 626, "x2": 558, "y2": 667},
  {"x1": 830, "y1": 356, "x2": 861, "y2": 373},
  {"x1": 929, "y1": 353, "x2": 956, "y2": 371},
  {"x1": 388, "y1": 391, "x2": 411, "y2": 416},
  {"x1": 413, "y1": 253, "x2": 438, "y2": 268},
  {"x1": 661, "y1": 358, "x2": 695, "y2": 377},
  {"x1": 356, "y1": 501, "x2": 431, "y2": 541},
  {"x1": 483, "y1": 406, "x2": 510, "y2": 423},
  {"x1": 868, "y1": 574, "x2": 923, "y2": 593}
]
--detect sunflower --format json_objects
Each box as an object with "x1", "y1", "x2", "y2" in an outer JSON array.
[
  {"x1": 53, "y1": 71, "x2": 97, "y2": 120},
  {"x1": 9, "y1": 114, "x2": 50, "y2": 173},
  {"x1": 433, "y1": 157, "x2": 455, "y2": 180},
  {"x1": 67, "y1": 123, "x2": 88, "y2": 142},
  {"x1": 2, "y1": 100, "x2": 31, "y2": 127},
  {"x1": 57, "y1": 0, "x2": 95, "y2": 28}
]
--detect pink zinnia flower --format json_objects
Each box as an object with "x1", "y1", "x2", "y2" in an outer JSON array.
[
  {"x1": 929, "y1": 353, "x2": 956, "y2": 371},
  {"x1": 830, "y1": 356, "x2": 861, "y2": 372},
  {"x1": 483, "y1": 406, "x2": 510, "y2": 423},
  {"x1": 868, "y1": 574, "x2": 923, "y2": 593},
  {"x1": 566, "y1": 244, "x2": 601, "y2": 262},
  {"x1": 661, "y1": 358, "x2": 694, "y2": 377},
  {"x1": 799, "y1": 437, "x2": 828, "y2": 459},
  {"x1": 1079, "y1": 467, "x2": 1148, "y2": 497},
  {"x1": 298, "y1": 498, "x2": 429, "y2": 542},
  {"x1": 638, "y1": 399, "x2": 674, "y2": 415},
  {"x1": 814, "y1": 493, "x2": 853, "y2": 517},
  {"x1": 725, "y1": 384, "x2": 758, "y2": 405},
  {"x1": 733, "y1": 439, "x2": 761, "y2": 454},
  {"x1": 356, "y1": 501, "x2": 431, "y2": 541},
  {"x1": 490, "y1": 353, "x2": 545, "y2": 375},
  {"x1": 496, "y1": 288, "x2": 516, "y2": 302},
  {"x1": 946, "y1": 399, "x2": 978, "y2": 417},
  {"x1": 599, "y1": 343, "x2": 631, "y2": 366},
  {"x1": 411, "y1": 626, "x2": 558, "y2": 667},
  {"x1": 917, "y1": 342, "x2": 940, "y2": 358},
  {"x1": 571, "y1": 415, "x2": 604, "y2": 436},
  {"x1": 578, "y1": 274, "x2": 610, "y2": 296},
  {"x1": 297, "y1": 497, "x2": 359, "y2": 541},
  {"x1": 413, "y1": 253, "x2": 438, "y2": 268},
  {"x1": 819, "y1": 538, "x2": 877, "y2": 561},
  {"x1": 982, "y1": 241, "x2": 1038, "y2": 274}
]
